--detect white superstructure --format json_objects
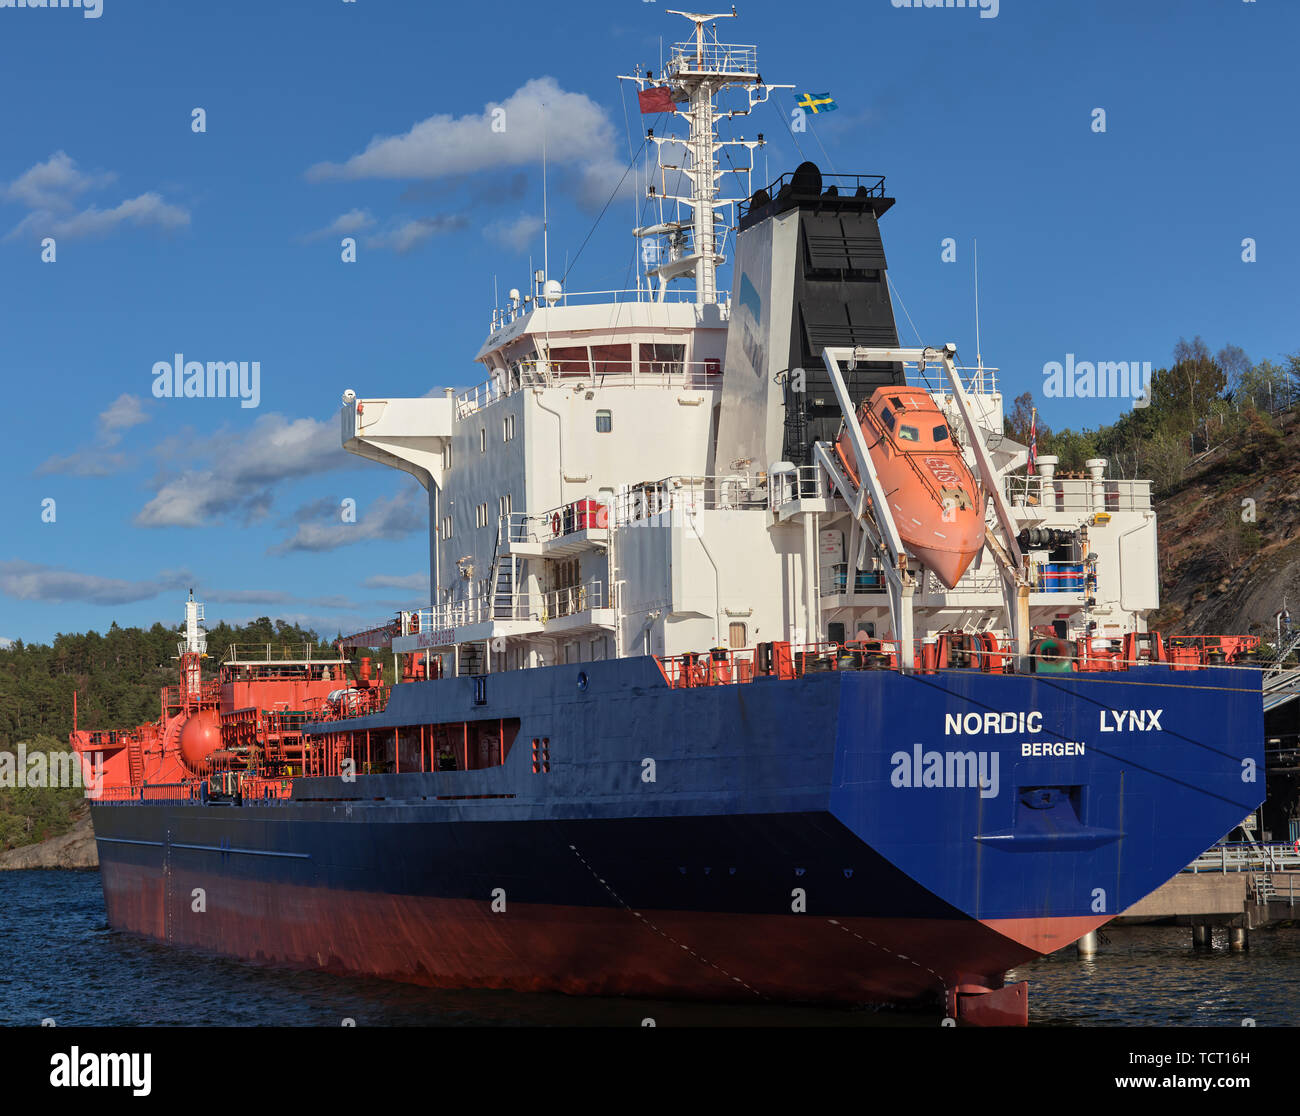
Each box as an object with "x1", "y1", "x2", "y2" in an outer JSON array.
[{"x1": 339, "y1": 11, "x2": 1159, "y2": 676}]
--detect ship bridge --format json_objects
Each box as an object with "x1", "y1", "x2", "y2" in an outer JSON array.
[{"x1": 338, "y1": 7, "x2": 1161, "y2": 680}]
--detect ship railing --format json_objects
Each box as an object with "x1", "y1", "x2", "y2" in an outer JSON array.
[
  {"x1": 667, "y1": 39, "x2": 758, "y2": 76},
  {"x1": 770, "y1": 465, "x2": 830, "y2": 507},
  {"x1": 657, "y1": 638, "x2": 1047, "y2": 686},
  {"x1": 1186, "y1": 842, "x2": 1300, "y2": 874},
  {"x1": 223, "y1": 643, "x2": 336, "y2": 664},
  {"x1": 416, "y1": 596, "x2": 498, "y2": 631},
  {"x1": 502, "y1": 478, "x2": 767, "y2": 544},
  {"x1": 161, "y1": 680, "x2": 221, "y2": 708},
  {"x1": 489, "y1": 286, "x2": 708, "y2": 328},
  {"x1": 456, "y1": 356, "x2": 723, "y2": 418},
  {"x1": 97, "y1": 781, "x2": 201, "y2": 803},
  {"x1": 613, "y1": 475, "x2": 770, "y2": 525},
  {"x1": 819, "y1": 562, "x2": 1120, "y2": 599},
  {"x1": 901, "y1": 364, "x2": 1000, "y2": 397},
  {"x1": 241, "y1": 775, "x2": 295, "y2": 801},
  {"x1": 218, "y1": 666, "x2": 349, "y2": 685},
  {"x1": 432, "y1": 593, "x2": 525, "y2": 628},
  {"x1": 739, "y1": 171, "x2": 887, "y2": 221},
  {"x1": 656, "y1": 640, "x2": 911, "y2": 688},
  {"x1": 539, "y1": 580, "x2": 609, "y2": 623},
  {"x1": 819, "y1": 565, "x2": 1007, "y2": 597},
  {"x1": 500, "y1": 499, "x2": 610, "y2": 545},
  {"x1": 412, "y1": 581, "x2": 613, "y2": 634},
  {"x1": 455, "y1": 376, "x2": 513, "y2": 418},
  {"x1": 1005, "y1": 475, "x2": 1153, "y2": 513}
]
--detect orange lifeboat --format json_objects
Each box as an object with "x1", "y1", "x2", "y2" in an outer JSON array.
[{"x1": 835, "y1": 385, "x2": 985, "y2": 589}]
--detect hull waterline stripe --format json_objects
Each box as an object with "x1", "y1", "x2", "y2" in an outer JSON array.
[
  {"x1": 97, "y1": 836, "x2": 309, "y2": 859},
  {"x1": 170, "y1": 842, "x2": 311, "y2": 859}
]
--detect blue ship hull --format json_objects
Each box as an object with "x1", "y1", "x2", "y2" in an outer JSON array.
[{"x1": 89, "y1": 659, "x2": 1263, "y2": 1019}]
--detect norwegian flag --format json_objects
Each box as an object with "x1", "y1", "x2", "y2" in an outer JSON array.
[{"x1": 1028, "y1": 407, "x2": 1038, "y2": 475}]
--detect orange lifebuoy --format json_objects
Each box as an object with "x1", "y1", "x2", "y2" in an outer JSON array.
[{"x1": 552, "y1": 512, "x2": 562, "y2": 537}]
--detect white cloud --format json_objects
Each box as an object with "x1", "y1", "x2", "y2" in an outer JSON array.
[
  {"x1": 307, "y1": 77, "x2": 615, "y2": 183},
  {"x1": 364, "y1": 215, "x2": 468, "y2": 254},
  {"x1": 35, "y1": 451, "x2": 129, "y2": 477},
  {"x1": 301, "y1": 208, "x2": 377, "y2": 242},
  {"x1": 484, "y1": 213, "x2": 542, "y2": 252},
  {"x1": 270, "y1": 488, "x2": 425, "y2": 554},
  {"x1": 3, "y1": 153, "x2": 189, "y2": 242},
  {"x1": 0, "y1": 637, "x2": 14, "y2": 650},
  {"x1": 31, "y1": 193, "x2": 189, "y2": 240},
  {"x1": 0, "y1": 561, "x2": 190, "y2": 605},
  {"x1": 202, "y1": 588, "x2": 295, "y2": 605},
  {"x1": 363, "y1": 573, "x2": 427, "y2": 591},
  {"x1": 99, "y1": 393, "x2": 149, "y2": 435},
  {"x1": 135, "y1": 414, "x2": 352, "y2": 528},
  {"x1": 4, "y1": 151, "x2": 114, "y2": 210},
  {"x1": 35, "y1": 393, "x2": 152, "y2": 475}
]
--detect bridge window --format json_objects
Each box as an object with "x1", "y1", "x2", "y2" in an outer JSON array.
[
  {"x1": 639, "y1": 343, "x2": 685, "y2": 376},
  {"x1": 548, "y1": 346, "x2": 590, "y2": 376},
  {"x1": 596, "y1": 409, "x2": 612, "y2": 433},
  {"x1": 591, "y1": 343, "x2": 632, "y2": 376}
]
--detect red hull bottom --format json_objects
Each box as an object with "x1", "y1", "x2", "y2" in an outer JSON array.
[{"x1": 100, "y1": 861, "x2": 1084, "y2": 1023}]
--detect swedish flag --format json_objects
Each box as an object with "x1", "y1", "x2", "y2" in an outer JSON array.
[{"x1": 797, "y1": 92, "x2": 838, "y2": 114}]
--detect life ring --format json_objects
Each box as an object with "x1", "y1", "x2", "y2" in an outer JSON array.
[{"x1": 552, "y1": 512, "x2": 562, "y2": 537}]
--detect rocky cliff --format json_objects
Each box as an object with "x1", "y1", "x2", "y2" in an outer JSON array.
[
  {"x1": 1148, "y1": 409, "x2": 1300, "y2": 641},
  {"x1": 0, "y1": 809, "x2": 97, "y2": 870}
]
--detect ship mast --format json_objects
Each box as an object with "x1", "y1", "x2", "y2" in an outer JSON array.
[{"x1": 621, "y1": 8, "x2": 786, "y2": 305}]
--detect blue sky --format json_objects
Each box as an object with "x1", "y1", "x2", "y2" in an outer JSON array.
[{"x1": 0, "y1": 0, "x2": 1295, "y2": 645}]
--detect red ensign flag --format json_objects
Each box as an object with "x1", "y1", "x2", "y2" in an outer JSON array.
[{"x1": 638, "y1": 87, "x2": 675, "y2": 114}]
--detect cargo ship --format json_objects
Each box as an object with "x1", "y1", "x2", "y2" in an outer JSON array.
[{"x1": 73, "y1": 11, "x2": 1263, "y2": 1025}]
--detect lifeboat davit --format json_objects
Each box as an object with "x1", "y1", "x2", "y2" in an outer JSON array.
[{"x1": 835, "y1": 385, "x2": 985, "y2": 589}]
